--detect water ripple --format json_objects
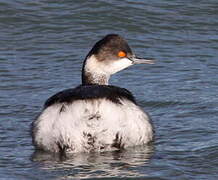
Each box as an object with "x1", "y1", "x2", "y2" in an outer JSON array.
[{"x1": 1, "y1": 0, "x2": 218, "y2": 179}]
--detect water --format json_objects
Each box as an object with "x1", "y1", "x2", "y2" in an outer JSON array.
[{"x1": 0, "y1": 0, "x2": 218, "y2": 179}]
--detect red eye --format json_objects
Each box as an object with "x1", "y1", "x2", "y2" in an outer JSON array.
[{"x1": 118, "y1": 51, "x2": 126, "y2": 57}]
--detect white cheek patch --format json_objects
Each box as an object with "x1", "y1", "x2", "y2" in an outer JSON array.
[
  {"x1": 85, "y1": 55, "x2": 133, "y2": 76},
  {"x1": 103, "y1": 58, "x2": 133, "y2": 74},
  {"x1": 85, "y1": 55, "x2": 105, "y2": 74}
]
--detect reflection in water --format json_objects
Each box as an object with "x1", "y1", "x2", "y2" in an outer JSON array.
[
  {"x1": 31, "y1": 145, "x2": 154, "y2": 179},
  {"x1": 1, "y1": 0, "x2": 218, "y2": 179}
]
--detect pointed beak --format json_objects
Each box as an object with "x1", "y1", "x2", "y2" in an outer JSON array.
[{"x1": 130, "y1": 57, "x2": 155, "y2": 64}]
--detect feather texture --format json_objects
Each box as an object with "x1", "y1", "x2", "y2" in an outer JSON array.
[{"x1": 32, "y1": 86, "x2": 153, "y2": 153}]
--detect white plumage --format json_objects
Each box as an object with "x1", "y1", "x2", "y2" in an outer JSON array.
[{"x1": 33, "y1": 98, "x2": 153, "y2": 153}]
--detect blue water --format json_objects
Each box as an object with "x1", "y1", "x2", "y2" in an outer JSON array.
[{"x1": 0, "y1": 0, "x2": 218, "y2": 179}]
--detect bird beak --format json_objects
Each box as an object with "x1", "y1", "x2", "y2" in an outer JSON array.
[{"x1": 130, "y1": 57, "x2": 155, "y2": 64}]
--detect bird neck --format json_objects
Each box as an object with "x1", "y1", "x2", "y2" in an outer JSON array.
[
  {"x1": 82, "y1": 55, "x2": 110, "y2": 85},
  {"x1": 82, "y1": 71, "x2": 110, "y2": 85}
]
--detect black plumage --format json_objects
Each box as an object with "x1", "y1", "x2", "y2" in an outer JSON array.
[{"x1": 44, "y1": 85, "x2": 136, "y2": 109}]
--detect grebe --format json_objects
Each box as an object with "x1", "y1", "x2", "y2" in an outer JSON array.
[{"x1": 32, "y1": 34, "x2": 154, "y2": 154}]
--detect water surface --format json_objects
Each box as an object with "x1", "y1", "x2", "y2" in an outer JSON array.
[{"x1": 0, "y1": 0, "x2": 218, "y2": 179}]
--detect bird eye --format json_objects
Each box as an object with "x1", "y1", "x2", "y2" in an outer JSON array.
[{"x1": 118, "y1": 51, "x2": 126, "y2": 58}]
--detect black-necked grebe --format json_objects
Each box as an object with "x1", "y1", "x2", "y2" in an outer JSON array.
[{"x1": 32, "y1": 34, "x2": 154, "y2": 154}]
